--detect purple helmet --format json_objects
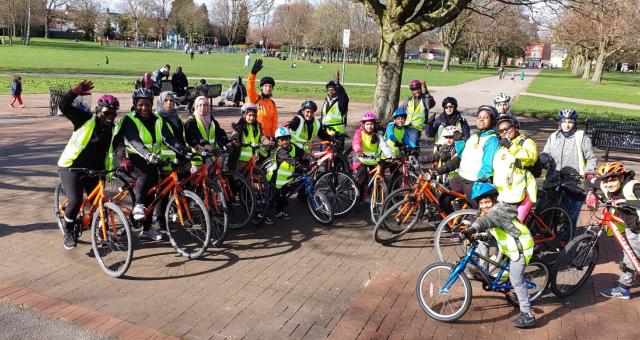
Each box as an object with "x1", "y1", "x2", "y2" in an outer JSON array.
[
  {"x1": 361, "y1": 111, "x2": 378, "y2": 122},
  {"x1": 409, "y1": 80, "x2": 421, "y2": 90},
  {"x1": 97, "y1": 94, "x2": 120, "y2": 110}
]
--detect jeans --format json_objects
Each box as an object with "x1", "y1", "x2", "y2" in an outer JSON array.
[
  {"x1": 405, "y1": 127, "x2": 422, "y2": 147},
  {"x1": 561, "y1": 194, "x2": 584, "y2": 239}
]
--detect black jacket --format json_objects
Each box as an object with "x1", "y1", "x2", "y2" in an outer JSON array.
[
  {"x1": 589, "y1": 171, "x2": 640, "y2": 232},
  {"x1": 171, "y1": 71, "x2": 189, "y2": 95},
  {"x1": 116, "y1": 112, "x2": 182, "y2": 164},
  {"x1": 321, "y1": 84, "x2": 349, "y2": 121},
  {"x1": 184, "y1": 116, "x2": 229, "y2": 149}
]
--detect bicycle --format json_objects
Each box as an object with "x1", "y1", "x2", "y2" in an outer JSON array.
[
  {"x1": 549, "y1": 193, "x2": 639, "y2": 298},
  {"x1": 416, "y1": 233, "x2": 549, "y2": 322},
  {"x1": 54, "y1": 168, "x2": 133, "y2": 278},
  {"x1": 274, "y1": 172, "x2": 334, "y2": 225},
  {"x1": 387, "y1": 148, "x2": 420, "y2": 192},
  {"x1": 236, "y1": 143, "x2": 276, "y2": 224}
]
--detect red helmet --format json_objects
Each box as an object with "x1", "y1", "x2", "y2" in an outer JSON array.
[
  {"x1": 97, "y1": 94, "x2": 120, "y2": 110},
  {"x1": 409, "y1": 80, "x2": 421, "y2": 90}
]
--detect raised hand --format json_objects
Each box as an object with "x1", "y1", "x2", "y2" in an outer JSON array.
[
  {"x1": 71, "y1": 80, "x2": 94, "y2": 96},
  {"x1": 251, "y1": 59, "x2": 264, "y2": 75}
]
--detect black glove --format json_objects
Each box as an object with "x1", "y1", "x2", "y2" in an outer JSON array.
[
  {"x1": 499, "y1": 138, "x2": 512, "y2": 149},
  {"x1": 251, "y1": 59, "x2": 263, "y2": 75},
  {"x1": 514, "y1": 159, "x2": 523, "y2": 169},
  {"x1": 461, "y1": 227, "x2": 477, "y2": 239}
]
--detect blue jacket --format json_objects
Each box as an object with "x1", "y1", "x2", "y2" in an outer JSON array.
[
  {"x1": 385, "y1": 122, "x2": 415, "y2": 148},
  {"x1": 454, "y1": 129, "x2": 499, "y2": 180},
  {"x1": 11, "y1": 81, "x2": 21, "y2": 96}
]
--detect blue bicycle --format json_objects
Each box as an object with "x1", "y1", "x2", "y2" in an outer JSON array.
[{"x1": 416, "y1": 234, "x2": 549, "y2": 322}]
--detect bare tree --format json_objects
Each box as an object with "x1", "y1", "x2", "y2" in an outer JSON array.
[
  {"x1": 44, "y1": 0, "x2": 69, "y2": 38},
  {"x1": 121, "y1": 0, "x2": 154, "y2": 45},
  {"x1": 210, "y1": 0, "x2": 274, "y2": 46},
  {"x1": 150, "y1": 0, "x2": 170, "y2": 39},
  {"x1": 69, "y1": 0, "x2": 101, "y2": 39},
  {"x1": 438, "y1": 11, "x2": 471, "y2": 72}
]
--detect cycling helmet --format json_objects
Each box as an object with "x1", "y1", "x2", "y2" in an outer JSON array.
[
  {"x1": 132, "y1": 87, "x2": 155, "y2": 103},
  {"x1": 392, "y1": 108, "x2": 407, "y2": 118},
  {"x1": 361, "y1": 111, "x2": 378, "y2": 122},
  {"x1": 409, "y1": 80, "x2": 421, "y2": 90},
  {"x1": 471, "y1": 182, "x2": 498, "y2": 202},
  {"x1": 442, "y1": 125, "x2": 461, "y2": 138},
  {"x1": 558, "y1": 108, "x2": 578, "y2": 121},
  {"x1": 275, "y1": 126, "x2": 291, "y2": 139},
  {"x1": 260, "y1": 76, "x2": 275, "y2": 87},
  {"x1": 442, "y1": 97, "x2": 458, "y2": 108},
  {"x1": 493, "y1": 92, "x2": 511, "y2": 104},
  {"x1": 325, "y1": 80, "x2": 337, "y2": 89},
  {"x1": 477, "y1": 105, "x2": 498, "y2": 122},
  {"x1": 300, "y1": 100, "x2": 317, "y2": 112},
  {"x1": 97, "y1": 94, "x2": 120, "y2": 110},
  {"x1": 241, "y1": 103, "x2": 258, "y2": 113},
  {"x1": 596, "y1": 162, "x2": 625, "y2": 178},
  {"x1": 496, "y1": 114, "x2": 520, "y2": 129}
]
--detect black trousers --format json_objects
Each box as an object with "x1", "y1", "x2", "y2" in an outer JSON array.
[
  {"x1": 58, "y1": 169, "x2": 99, "y2": 222},
  {"x1": 447, "y1": 175, "x2": 477, "y2": 209}
]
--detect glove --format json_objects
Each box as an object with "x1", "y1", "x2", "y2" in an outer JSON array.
[
  {"x1": 421, "y1": 80, "x2": 428, "y2": 94},
  {"x1": 514, "y1": 159, "x2": 523, "y2": 169},
  {"x1": 499, "y1": 137, "x2": 512, "y2": 149},
  {"x1": 251, "y1": 59, "x2": 264, "y2": 75},
  {"x1": 461, "y1": 227, "x2": 477, "y2": 239},
  {"x1": 612, "y1": 197, "x2": 627, "y2": 206},
  {"x1": 71, "y1": 80, "x2": 94, "y2": 96},
  {"x1": 118, "y1": 159, "x2": 133, "y2": 173},
  {"x1": 145, "y1": 153, "x2": 161, "y2": 165},
  {"x1": 477, "y1": 177, "x2": 491, "y2": 183},
  {"x1": 586, "y1": 191, "x2": 597, "y2": 209},
  {"x1": 539, "y1": 152, "x2": 551, "y2": 165}
]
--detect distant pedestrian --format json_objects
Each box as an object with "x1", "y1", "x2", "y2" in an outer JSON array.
[
  {"x1": 190, "y1": 49, "x2": 195, "y2": 60},
  {"x1": 519, "y1": 71, "x2": 525, "y2": 81},
  {"x1": 244, "y1": 53, "x2": 250, "y2": 68},
  {"x1": 9, "y1": 75, "x2": 23, "y2": 108}
]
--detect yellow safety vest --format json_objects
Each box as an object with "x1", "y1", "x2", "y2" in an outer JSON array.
[
  {"x1": 386, "y1": 124, "x2": 406, "y2": 157},
  {"x1": 124, "y1": 112, "x2": 163, "y2": 157},
  {"x1": 291, "y1": 115, "x2": 320, "y2": 154},
  {"x1": 58, "y1": 116, "x2": 118, "y2": 170},
  {"x1": 266, "y1": 147, "x2": 296, "y2": 189},
  {"x1": 239, "y1": 124, "x2": 264, "y2": 162},
  {"x1": 489, "y1": 219, "x2": 535, "y2": 264},
  {"x1": 359, "y1": 133, "x2": 380, "y2": 166},
  {"x1": 493, "y1": 134, "x2": 538, "y2": 204},
  {"x1": 405, "y1": 97, "x2": 426, "y2": 131},
  {"x1": 191, "y1": 117, "x2": 216, "y2": 166},
  {"x1": 602, "y1": 179, "x2": 640, "y2": 234},
  {"x1": 321, "y1": 99, "x2": 345, "y2": 135}
]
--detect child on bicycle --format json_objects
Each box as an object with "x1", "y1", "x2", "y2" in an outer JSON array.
[
  {"x1": 263, "y1": 126, "x2": 306, "y2": 224},
  {"x1": 588, "y1": 162, "x2": 640, "y2": 300},
  {"x1": 351, "y1": 111, "x2": 393, "y2": 191},
  {"x1": 229, "y1": 103, "x2": 270, "y2": 171},
  {"x1": 384, "y1": 108, "x2": 415, "y2": 157}
]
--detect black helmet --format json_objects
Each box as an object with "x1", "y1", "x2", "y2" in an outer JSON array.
[
  {"x1": 496, "y1": 114, "x2": 520, "y2": 129},
  {"x1": 325, "y1": 80, "x2": 337, "y2": 89},
  {"x1": 132, "y1": 88, "x2": 154, "y2": 103},
  {"x1": 442, "y1": 97, "x2": 458, "y2": 108},
  {"x1": 300, "y1": 100, "x2": 317, "y2": 112},
  {"x1": 260, "y1": 76, "x2": 275, "y2": 87},
  {"x1": 477, "y1": 105, "x2": 498, "y2": 126}
]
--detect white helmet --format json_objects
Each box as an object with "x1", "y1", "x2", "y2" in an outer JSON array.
[
  {"x1": 275, "y1": 126, "x2": 291, "y2": 139},
  {"x1": 493, "y1": 92, "x2": 511, "y2": 104},
  {"x1": 442, "y1": 125, "x2": 461, "y2": 137}
]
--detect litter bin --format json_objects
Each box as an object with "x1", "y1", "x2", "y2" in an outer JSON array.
[{"x1": 49, "y1": 87, "x2": 66, "y2": 116}]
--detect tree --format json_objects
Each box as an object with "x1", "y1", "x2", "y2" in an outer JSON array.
[
  {"x1": 272, "y1": 1, "x2": 313, "y2": 56},
  {"x1": 438, "y1": 11, "x2": 471, "y2": 72},
  {"x1": 150, "y1": 0, "x2": 171, "y2": 39},
  {"x1": 69, "y1": 0, "x2": 101, "y2": 39},
  {"x1": 209, "y1": 0, "x2": 274, "y2": 46},
  {"x1": 44, "y1": 0, "x2": 69, "y2": 39},
  {"x1": 121, "y1": 0, "x2": 154, "y2": 45}
]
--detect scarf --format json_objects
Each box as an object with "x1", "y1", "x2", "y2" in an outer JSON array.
[{"x1": 194, "y1": 96, "x2": 211, "y2": 131}]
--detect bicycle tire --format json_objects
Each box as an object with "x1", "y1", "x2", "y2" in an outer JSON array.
[
  {"x1": 54, "y1": 179, "x2": 67, "y2": 236},
  {"x1": 315, "y1": 170, "x2": 360, "y2": 217},
  {"x1": 373, "y1": 198, "x2": 423, "y2": 244},
  {"x1": 369, "y1": 178, "x2": 388, "y2": 224},
  {"x1": 90, "y1": 202, "x2": 133, "y2": 278},
  {"x1": 307, "y1": 190, "x2": 333, "y2": 225},
  {"x1": 505, "y1": 260, "x2": 549, "y2": 306},
  {"x1": 416, "y1": 262, "x2": 472, "y2": 322},
  {"x1": 205, "y1": 182, "x2": 228, "y2": 247},
  {"x1": 550, "y1": 232, "x2": 599, "y2": 298},
  {"x1": 165, "y1": 190, "x2": 211, "y2": 259},
  {"x1": 220, "y1": 171, "x2": 256, "y2": 229},
  {"x1": 529, "y1": 205, "x2": 573, "y2": 244}
]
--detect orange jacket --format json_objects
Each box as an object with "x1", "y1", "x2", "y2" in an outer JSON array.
[{"x1": 247, "y1": 73, "x2": 278, "y2": 138}]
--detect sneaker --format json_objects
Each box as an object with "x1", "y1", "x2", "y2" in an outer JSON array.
[
  {"x1": 8, "y1": 104, "x2": 14, "y2": 108},
  {"x1": 263, "y1": 216, "x2": 274, "y2": 225},
  {"x1": 140, "y1": 229, "x2": 163, "y2": 241},
  {"x1": 275, "y1": 211, "x2": 292, "y2": 220},
  {"x1": 511, "y1": 312, "x2": 536, "y2": 328},
  {"x1": 133, "y1": 204, "x2": 146, "y2": 221},
  {"x1": 63, "y1": 232, "x2": 77, "y2": 250},
  {"x1": 600, "y1": 286, "x2": 630, "y2": 300},
  {"x1": 18, "y1": 105, "x2": 24, "y2": 108}
]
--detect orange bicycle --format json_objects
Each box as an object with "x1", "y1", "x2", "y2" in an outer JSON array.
[{"x1": 54, "y1": 168, "x2": 133, "y2": 278}]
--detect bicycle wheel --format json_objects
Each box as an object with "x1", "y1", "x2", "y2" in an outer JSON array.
[
  {"x1": 530, "y1": 205, "x2": 573, "y2": 244},
  {"x1": 550, "y1": 232, "x2": 599, "y2": 298},
  {"x1": 90, "y1": 202, "x2": 133, "y2": 278},
  {"x1": 315, "y1": 171, "x2": 360, "y2": 217},
  {"x1": 221, "y1": 171, "x2": 256, "y2": 229},
  {"x1": 434, "y1": 210, "x2": 480, "y2": 263},
  {"x1": 104, "y1": 174, "x2": 135, "y2": 219},
  {"x1": 165, "y1": 190, "x2": 211, "y2": 259},
  {"x1": 206, "y1": 182, "x2": 228, "y2": 247},
  {"x1": 416, "y1": 262, "x2": 472, "y2": 322},
  {"x1": 374, "y1": 198, "x2": 423, "y2": 244},
  {"x1": 505, "y1": 260, "x2": 549, "y2": 306},
  {"x1": 307, "y1": 190, "x2": 333, "y2": 225},
  {"x1": 369, "y1": 178, "x2": 388, "y2": 224},
  {"x1": 388, "y1": 170, "x2": 420, "y2": 193},
  {"x1": 249, "y1": 168, "x2": 273, "y2": 212},
  {"x1": 54, "y1": 179, "x2": 67, "y2": 236}
]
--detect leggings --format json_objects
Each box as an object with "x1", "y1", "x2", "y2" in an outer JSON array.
[
  {"x1": 58, "y1": 169, "x2": 99, "y2": 221},
  {"x1": 447, "y1": 176, "x2": 476, "y2": 209}
]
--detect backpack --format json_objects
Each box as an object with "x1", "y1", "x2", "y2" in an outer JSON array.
[{"x1": 518, "y1": 138, "x2": 543, "y2": 178}]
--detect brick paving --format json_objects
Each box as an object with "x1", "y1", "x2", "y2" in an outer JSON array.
[{"x1": 2, "y1": 80, "x2": 640, "y2": 339}]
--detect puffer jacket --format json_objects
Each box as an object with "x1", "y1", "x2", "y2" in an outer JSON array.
[{"x1": 542, "y1": 130, "x2": 597, "y2": 174}]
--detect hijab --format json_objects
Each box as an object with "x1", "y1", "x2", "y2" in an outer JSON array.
[
  {"x1": 193, "y1": 96, "x2": 211, "y2": 130},
  {"x1": 156, "y1": 91, "x2": 180, "y2": 128}
]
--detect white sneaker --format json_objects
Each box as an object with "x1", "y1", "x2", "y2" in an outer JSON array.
[
  {"x1": 140, "y1": 229, "x2": 163, "y2": 241},
  {"x1": 133, "y1": 204, "x2": 146, "y2": 220}
]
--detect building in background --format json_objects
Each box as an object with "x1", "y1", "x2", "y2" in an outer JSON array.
[{"x1": 525, "y1": 43, "x2": 551, "y2": 68}]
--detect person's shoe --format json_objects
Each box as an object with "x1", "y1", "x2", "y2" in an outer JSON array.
[
  {"x1": 18, "y1": 105, "x2": 24, "y2": 108},
  {"x1": 8, "y1": 104, "x2": 14, "y2": 108},
  {"x1": 133, "y1": 204, "x2": 146, "y2": 221},
  {"x1": 600, "y1": 286, "x2": 630, "y2": 300},
  {"x1": 263, "y1": 216, "x2": 274, "y2": 225},
  {"x1": 140, "y1": 229, "x2": 163, "y2": 241},
  {"x1": 274, "y1": 211, "x2": 292, "y2": 220},
  {"x1": 511, "y1": 312, "x2": 536, "y2": 328},
  {"x1": 63, "y1": 231, "x2": 77, "y2": 250}
]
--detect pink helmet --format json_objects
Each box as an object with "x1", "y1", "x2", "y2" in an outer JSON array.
[
  {"x1": 361, "y1": 111, "x2": 378, "y2": 122},
  {"x1": 97, "y1": 94, "x2": 120, "y2": 110},
  {"x1": 409, "y1": 80, "x2": 421, "y2": 90},
  {"x1": 241, "y1": 103, "x2": 258, "y2": 113}
]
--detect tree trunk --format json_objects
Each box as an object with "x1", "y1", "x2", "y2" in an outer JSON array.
[
  {"x1": 591, "y1": 44, "x2": 607, "y2": 84},
  {"x1": 45, "y1": 16, "x2": 50, "y2": 39},
  {"x1": 24, "y1": 0, "x2": 31, "y2": 45},
  {"x1": 441, "y1": 46, "x2": 451, "y2": 72},
  {"x1": 581, "y1": 59, "x2": 591, "y2": 80},
  {"x1": 373, "y1": 33, "x2": 406, "y2": 120},
  {"x1": 570, "y1": 55, "x2": 582, "y2": 75}
]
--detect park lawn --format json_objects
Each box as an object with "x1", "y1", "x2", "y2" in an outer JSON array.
[
  {"x1": 512, "y1": 95, "x2": 640, "y2": 120},
  {"x1": 526, "y1": 68, "x2": 640, "y2": 106},
  {"x1": 0, "y1": 38, "x2": 497, "y2": 86}
]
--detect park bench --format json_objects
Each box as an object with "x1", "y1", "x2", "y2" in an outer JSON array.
[{"x1": 585, "y1": 119, "x2": 640, "y2": 162}]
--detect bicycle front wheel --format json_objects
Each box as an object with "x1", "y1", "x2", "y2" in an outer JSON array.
[
  {"x1": 369, "y1": 178, "x2": 388, "y2": 224},
  {"x1": 104, "y1": 174, "x2": 136, "y2": 219},
  {"x1": 90, "y1": 202, "x2": 133, "y2": 278},
  {"x1": 434, "y1": 210, "x2": 480, "y2": 262},
  {"x1": 206, "y1": 182, "x2": 228, "y2": 247},
  {"x1": 315, "y1": 171, "x2": 360, "y2": 217},
  {"x1": 165, "y1": 190, "x2": 211, "y2": 259},
  {"x1": 221, "y1": 171, "x2": 256, "y2": 229},
  {"x1": 373, "y1": 198, "x2": 423, "y2": 244},
  {"x1": 506, "y1": 260, "x2": 549, "y2": 306},
  {"x1": 550, "y1": 232, "x2": 599, "y2": 298},
  {"x1": 416, "y1": 262, "x2": 472, "y2": 322},
  {"x1": 307, "y1": 190, "x2": 333, "y2": 225},
  {"x1": 531, "y1": 205, "x2": 573, "y2": 244}
]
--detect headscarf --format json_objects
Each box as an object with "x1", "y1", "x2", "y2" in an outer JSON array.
[
  {"x1": 193, "y1": 96, "x2": 211, "y2": 130},
  {"x1": 156, "y1": 91, "x2": 179, "y2": 126}
]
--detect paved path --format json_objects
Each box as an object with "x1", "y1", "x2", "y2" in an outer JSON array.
[
  {"x1": 3, "y1": 70, "x2": 640, "y2": 339},
  {"x1": 521, "y1": 91, "x2": 640, "y2": 111}
]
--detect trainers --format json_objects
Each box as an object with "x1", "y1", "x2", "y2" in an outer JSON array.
[
  {"x1": 600, "y1": 286, "x2": 630, "y2": 300},
  {"x1": 63, "y1": 231, "x2": 77, "y2": 250},
  {"x1": 275, "y1": 211, "x2": 292, "y2": 220},
  {"x1": 511, "y1": 312, "x2": 536, "y2": 328},
  {"x1": 133, "y1": 204, "x2": 146, "y2": 221},
  {"x1": 263, "y1": 216, "x2": 274, "y2": 225},
  {"x1": 140, "y1": 229, "x2": 163, "y2": 241}
]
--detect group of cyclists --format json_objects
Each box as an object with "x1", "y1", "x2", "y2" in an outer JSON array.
[{"x1": 55, "y1": 58, "x2": 640, "y2": 329}]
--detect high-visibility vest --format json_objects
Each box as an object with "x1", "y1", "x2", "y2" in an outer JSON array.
[
  {"x1": 159, "y1": 115, "x2": 184, "y2": 171},
  {"x1": 239, "y1": 124, "x2": 264, "y2": 162},
  {"x1": 291, "y1": 115, "x2": 320, "y2": 153},
  {"x1": 550, "y1": 130, "x2": 586, "y2": 175},
  {"x1": 359, "y1": 133, "x2": 380, "y2": 165},
  {"x1": 124, "y1": 112, "x2": 163, "y2": 157},
  {"x1": 458, "y1": 132, "x2": 497, "y2": 181},
  {"x1": 493, "y1": 134, "x2": 538, "y2": 204},
  {"x1": 266, "y1": 147, "x2": 296, "y2": 189},
  {"x1": 602, "y1": 179, "x2": 640, "y2": 231},
  {"x1": 405, "y1": 97, "x2": 426, "y2": 131},
  {"x1": 190, "y1": 117, "x2": 217, "y2": 166},
  {"x1": 489, "y1": 219, "x2": 535, "y2": 264},
  {"x1": 321, "y1": 98, "x2": 345, "y2": 135},
  {"x1": 58, "y1": 116, "x2": 117, "y2": 170},
  {"x1": 386, "y1": 124, "x2": 406, "y2": 157}
]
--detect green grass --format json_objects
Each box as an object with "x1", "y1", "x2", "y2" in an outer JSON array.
[
  {"x1": 512, "y1": 95, "x2": 640, "y2": 120},
  {"x1": 0, "y1": 38, "x2": 499, "y2": 86},
  {"x1": 526, "y1": 68, "x2": 640, "y2": 106}
]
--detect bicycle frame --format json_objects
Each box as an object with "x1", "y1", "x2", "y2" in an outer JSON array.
[
  {"x1": 142, "y1": 170, "x2": 191, "y2": 225},
  {"x1": 441, "y1": 242, "x2": 513, "y2": 293},
  {"x1": 525, "y1": 210, "x2": 557, "y2": 245},
  {"x1": 63, "y1": 174, "x2": 116, "y2": 242},
  {"x1": 591, "y1": 207, "x2": 640, "y2": 273},
  {"x1": 180, "y1": 160, "x2": 221, "y2": 213},
  {"x1": 405, "y1": 172, "x2": 468, "y2": 221}
]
